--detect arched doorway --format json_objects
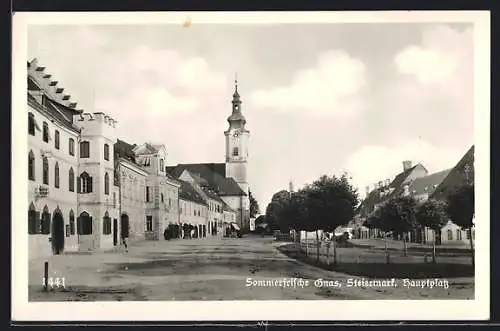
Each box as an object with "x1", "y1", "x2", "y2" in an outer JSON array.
[
  {"x1": 120, "y1": 213, "x2": 129, "y2": 242},
  {"x1": 52, "y1": 209, "x2": 65, "y2": 254}
]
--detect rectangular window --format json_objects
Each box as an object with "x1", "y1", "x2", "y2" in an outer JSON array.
[
  {"x1": 104, "y1": 144, "x2": 110, "y2": 161},
  {"x1": 456, "y1": 229, "x2": 462, "y2": 240},
  {"x1": 69, "y1": 138, "x2": 75, "y2": 156},
  {"x1": 28, "y1": 113, "x2": 36, "y2": 135},
  {"x1": 146, "y1": 216, "x2": 153, "y2": 232},
  {"x1": 54, "y1": 130, "x2": 60, "y2": 150},
  {"x1": 146, "y1": 186, "x2": 150, "y2": 202},
  {"x1": 43, "y1": 122, "x2": 49, "y2": 143},
  {"x1": 466, "y1": 229, "x2": 471, "y2": 240},
  {"x1": 80, "y1": 141, "x2": 90, "y2": 158}
]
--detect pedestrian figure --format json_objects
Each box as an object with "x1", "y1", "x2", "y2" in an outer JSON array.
[{"x1": 122, "y1": 237, "x2": 128, "y2": 253}]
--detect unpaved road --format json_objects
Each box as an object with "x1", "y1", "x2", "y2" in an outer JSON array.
[{"x1": 29, "y1": 236, "x2": 474, "y2": 301}]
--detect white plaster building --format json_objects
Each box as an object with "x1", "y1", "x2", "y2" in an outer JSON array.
[
  {"x1": 27, "y1": 59, "x2": 119, "y2": 258},
  {"x1": 178, "y1": 181, "x2": 209, "y2": 238},
  {"x1": 133, "y1": 143, "x2": 181, "y2": 240}
]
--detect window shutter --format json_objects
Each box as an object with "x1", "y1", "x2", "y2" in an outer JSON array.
[
  {"x1": 89, "y1": 217, "x2": 93, "y2": 234},
  {"x1": 77, "y1": 177, "x2": 81, "y2": 193},
  {"x1": 88, "y1": 177, "x2": 93, "y2": 193},
  {"x1": 35, "y1": 211, "x2": 40, "y2": 234},
  {"x1": 47, "y1": 213, "x2": 52, "y2": 234}
]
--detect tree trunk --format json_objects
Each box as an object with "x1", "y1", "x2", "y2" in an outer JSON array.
[
  {"x1": 304, "y1": 231, "x2": 308, "y2": 256},
  {"x1": 333, "y1": 236, "x2": 337, "y2": 265},
  {"x1": 402, "y1": 232, "x2": 408, "y2": 257},
  {"x1": 315, "y1": 230, "x2": 320, "y2": 263},
  {"x1": 384, "y1": 233, "x2": 390, "y2": 264},
  {"x1": 326, "y1": 241, "x2": 330, "y2": 266},
  {"x1": 469, "y1": 228, "x2": 475, "y2": 267},
  {"x1": 432, "y1": 229, "x2": 437, "y2": 264}
]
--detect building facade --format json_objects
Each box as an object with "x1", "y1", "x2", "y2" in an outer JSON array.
[
  {"x1": 28, "y1": 59, "x2": 119, "y2": 259},
  {"x1": 134, "y1": 143, "x2": 181, "y2": 241},
  {"x1": 179, "y1": 181, "x2": 209, "y2": 238}
]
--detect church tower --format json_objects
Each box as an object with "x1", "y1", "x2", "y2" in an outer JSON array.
[{"x1": 224, "y1": 77, "x2": 250, "y2": 197}]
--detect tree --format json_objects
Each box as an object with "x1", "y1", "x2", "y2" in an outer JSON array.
[
  {"x1": 249, "y1": 190, "x2": 260, "y2": 219},
  {"x1": 254, "y1": 215, "x2": 265, "y2": 225},
  {"x1": 304, "y1": 174, "x2": 360, "y2": 264},
  {"x1": 415, "y1": 199, "x2": 450, "y2": 263},
  {"x1": 447, "y1": 183, "x2": 475, "y2": 266},
  {"x1": 366, "y1": 208, "x2": 392, "y2": 263},
  {"x1": 379, "y1": 196, "x2": 418, "y2": 257},
  {"x1": 265, "y1": 190, "x2": 291, "y2": 231},
  {"x1": 285, "y1": 190, "x2": 309, "y2": 243}
]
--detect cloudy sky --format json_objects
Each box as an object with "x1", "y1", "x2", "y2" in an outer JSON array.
[{"x1": 27, "y1": 22, "x2": 474, "y2": 210}]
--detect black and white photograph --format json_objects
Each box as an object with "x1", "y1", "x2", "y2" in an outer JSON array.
[{"x1": 12, "y1": 11, "x2": 490, "y2": 321}]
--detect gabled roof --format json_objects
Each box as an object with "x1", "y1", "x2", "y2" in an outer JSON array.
[
  {"x1": 221, "y1": 200, "x2": 235, "y2": 212},
  {"x1": 431, "y1": 146, "x2": 474, "y2": 201},
  {"x1": 179, "y1": 180, "x2": 208, "y2": 206},
  {"x1": 387, "y1": 163, "x2": 428, "y2": 198},
  {"x1": 134, "y1": 142, "x2": 165, "y2": 156},
  {"x1": 114, "y1": 139, "x2": 137, "y2": 163},
  {"x1": 166, "y1": 163, "x2": 246, "y2": 196},
  {"x1": 408, "y1": 169, "x2": 451, "y2": 197},
  {"x1": 28, "y1": 92, "x2": 80, "y2": 134}
]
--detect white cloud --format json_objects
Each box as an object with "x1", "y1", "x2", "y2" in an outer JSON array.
[
  {"x1": 250, "y1": 50, "x2": 366, "y2": 116},
  {"x1": 344, "y1": 139, "x2": 466, "y2": 198},
  {"x1": 393, "y1": 26, "x2": 472, "y2": 85}
]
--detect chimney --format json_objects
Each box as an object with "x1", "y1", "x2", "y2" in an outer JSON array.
[{"x1": 403, "y1": 160, "x2": 413, "y2": 171}]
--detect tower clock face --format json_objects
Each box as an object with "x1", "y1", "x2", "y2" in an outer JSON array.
[{"x1": 233, "y1": 132, "x2": 239, "y2": 138}]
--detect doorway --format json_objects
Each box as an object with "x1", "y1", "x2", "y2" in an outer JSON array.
[
  {"x1": 113, "y1": 218, "x2": 118, "y2": 246},
  {"x1": 120, "y1": 214, "x2": 129, "y2": 242},
  {"x1": 52, "y1": 211, "x2": 65, "y2": 254}
]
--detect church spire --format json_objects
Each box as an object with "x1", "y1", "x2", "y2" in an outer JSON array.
[{"x1": 227, "y1": 73, "x2": 246, "y2": 129}]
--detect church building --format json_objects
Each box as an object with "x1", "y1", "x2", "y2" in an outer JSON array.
[{"x1": 167, "y1": 79, "x2": 251, "y2": 232}]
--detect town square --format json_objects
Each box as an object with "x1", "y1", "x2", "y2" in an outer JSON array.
[{"x1": 19, "y1": 16, "x2": 482, "y2": 306}]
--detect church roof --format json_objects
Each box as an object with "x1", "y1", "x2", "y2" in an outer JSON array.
[{"x1": 166, "y1": 163, "x2": 246, "y2": 197}]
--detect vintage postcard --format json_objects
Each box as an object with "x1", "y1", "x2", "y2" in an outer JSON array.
[{"x1": 12, "y1": 11, "x2": 490, "y2": 321}]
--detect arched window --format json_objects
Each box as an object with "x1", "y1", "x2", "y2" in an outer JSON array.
[
  {"x1": 69, "y1": 210, "x2": 75, "y2": 235},
  {"x1": 69, "y1": 168, "x2": 75, "y2": 192},
  {"x1": 41, "y1": 205, "x2": 51, "y2": 234},
  {"x1": 28, "y1": 202, "x2": 38, "y2": 234},
  {"x1": 69, "y1": 138, "x2": 75, "y2": 156},
  {"x1": 42, "y1": 122, "x2": 49, "y2": 142},
  {"x1": 78, "y1": 172, "x2": 93, "y2": 193},
  {"x1": 28, "y1": 113, "x2": 37, "y2": 135},
  {"x1": 78, "y1": 211, "x2": 92, "y2": 235},
  {"x1": 54, "y1": 162, "x2": 60, "y2": 188},
  {"x1": 80, "y1": 141, "x2": 90, "y2": 158},
  {"x1": 54, "y1": 130, "x2": 60, "y2": 150},
  {"x1": 104, "y1": 172, "x2": 109, "y2": 195},
  {"x1": 104, "y1": 144, "x2": 109, "y2": 161},
  {"x1": 28, "y1": 150, "x2": 35, "y2": 181},
  {"x1": 42, "y1": 157, "x2": 49, "y2": 185},
  {"x1": 233, "y1": 147, "x2": 239, "y2": 156},
  {"x1": 161, "y1": 193, "x2": 164, "y2": 203},
  {"x1": 103, "y1": 211, "x2": 111, "y2": 235}
]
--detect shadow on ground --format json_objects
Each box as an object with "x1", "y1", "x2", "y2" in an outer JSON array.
[{"x1": 278, "y1": 244, "x2": 474, "y2": 279}]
